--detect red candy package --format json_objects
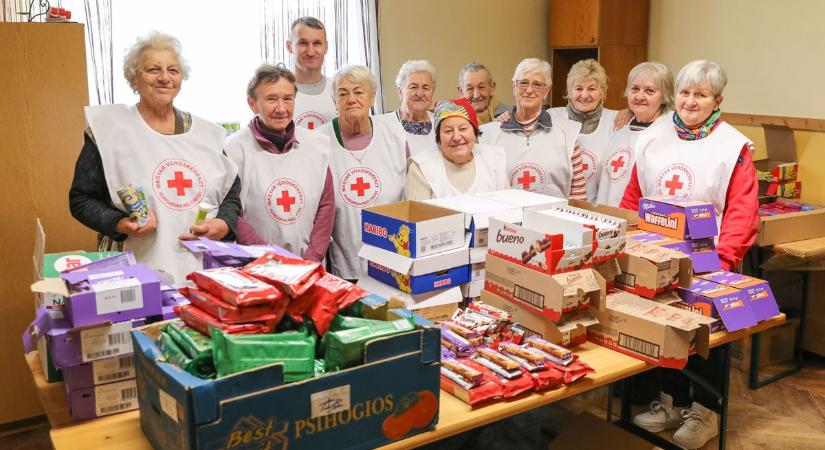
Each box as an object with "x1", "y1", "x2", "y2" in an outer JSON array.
[
  {"x1": 550, "y1": 360, "x2": 595, "y2": 384},
  {"x1": 440, "y1": 358, "x2": 503, "y2": 406},
  {"x1": 288, "y1": 273, "x2": 368, "y2": 335},
  {"x1": 243, "y1": 253, "x2": 324, "y2": 298},
  {"x1": 464, "y1": 358, "x2": 533, "y2": 399},
  {"x1": 180, "y1": 287, "x2": 287, "y2": 325},
  {"x1": 525, "y1": 367, "x2": 564, "y2": 391},
  {"x1": 186, "y1": 268, "x2": 283, "y2": 306},
  {"x1": 173, "y1": 304, "x2": 270, "y2": 335}
]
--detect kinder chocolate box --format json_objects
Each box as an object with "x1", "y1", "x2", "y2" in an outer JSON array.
[
  {"x1": 487, "y1": 216, "x2": 595, "y2": 274},
  {"x1": 627, "y1": 231, "x2": 721, "y2": 274},
  {"x1": 63, "y1": 354, "x2": 136, "y2": 391},
  {"x1": 695, "y1": 271, "x2": 780, "y2": 321},
  {"x1": 357, "y1": 276, "x2": 462, "y2": 323},
  {"x1": 424, "y1": 194, "x2": 522, "y2": 247},
  {"x1": 472, "y1": 189, "x2": 568, "y2": 212},
  {"x1": 362, "y1": 201, "x2": 464, "y2": 258},
  {"x1": 359, "y1": 244, "x2": 469, "y2": 294},
  {"x1": 677, "y1": 278, "x2": 758, "y2": 331},
  {"x1": 66, "y1": 378, "x2": 138, "y2": 420},
  {"x1": 638, "y1": 197, "x2": 718, "y2": 240},
  {"x1": 615, "y1": 240, "x2": 692, "y2": 298},
  {"x1": 527, "y1": 207, "x2": 626, "y2": 262},
  {"x1": 593, "y1": 259, "x2": 621, "y2": 291}
]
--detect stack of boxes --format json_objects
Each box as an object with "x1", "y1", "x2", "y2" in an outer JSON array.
[{"x1": 754, "y1": 124, "x2": 800, "y2": 201}]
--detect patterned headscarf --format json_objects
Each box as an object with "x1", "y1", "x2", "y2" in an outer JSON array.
[{"x1": 433, "y1": 98, "x2": 479, "y2": 134}]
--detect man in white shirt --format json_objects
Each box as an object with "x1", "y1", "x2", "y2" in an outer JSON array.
[{"x1": 286, "y1": 16, "x2": 337, "y2": 129}]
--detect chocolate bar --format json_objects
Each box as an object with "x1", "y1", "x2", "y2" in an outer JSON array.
[
  {"x1": 242, "y1": 253, "x2": 325, "y2": 298},
  {"x1": 525, "y1": 336, "x2": 574, "y2": 366},
  {"x1": 186, "y1": 268, "x2": 284, "y2": 307}
]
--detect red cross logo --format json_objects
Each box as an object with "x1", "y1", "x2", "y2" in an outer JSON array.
[
  {"x1": 167, "y1": 171, "x2": 193, "y2": 197},
  {"x1": 275, "y1": 190, "x2": 296, "y2": 212},
  {"x1": 610, "y1": 156, "x2": 625, "y2": 173},
  {"x1": 582, "y1": 163, "x2": 589, "y2": 171},
  {"x1": 516, "y1": 170, "x2": 536, "y2": 189},
  {"x1": 665, "y1": 175, "x2": 684, "y2": 195},
  {"x1": 350, "y1": 177, "x2": 371, "y2": 197},
  {"x1": 308, "y1": 122, "x2": 315, "y2": 130}
]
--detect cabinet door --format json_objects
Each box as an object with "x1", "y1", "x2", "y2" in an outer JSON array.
[{"x1": 549, "y1": 0, "x2": 600, "y2": 47}]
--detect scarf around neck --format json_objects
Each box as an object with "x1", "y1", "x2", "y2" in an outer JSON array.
[
  {"x1": 673, "y1": 109, "x2": 722, "y2": 141},
  {"x1": 566, "y1": 102, "x2": 603, "y2": 134}
]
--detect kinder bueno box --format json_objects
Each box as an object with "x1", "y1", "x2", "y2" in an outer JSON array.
[
  {"x1": 484, "y1": 253, "x2": 605, "y2": 321},
  {"x1": 480, "y1": 289, "x2": 597, "y2": 346},
  {"x1": 362, "y1": 201, "x2": 464, "y2": 258},
  {"x1": 63, "y1": 354, "x2": 136, "y2": 391},
  {"x1": 588, "y1": 290, "x2": 713, "y2": 369},
  {"x1": 677, "y1": 278, "x2": 759, "y2": 332},
  {"x1": 487, "y1": 216, "x2": 595, "y2": 274},
  {"x1": 695, "y1": 271, "x2": 780, "y2": 321},
  {"x1": 357, "y1": 276, "x2": 462, "y2": 323},
  {"x1": 616, "y1": 240, "x2": 692, "y2": 298},
  {"x1": 66, "y1": 378, "x2": 138, "y2": 420},
  {"x1": 472, "y1": 189, "x2": 568, "y2": 212},
  {"x1": 627, "y1": 230, "x2": 721, "y2": 274},
  {"x1": 528, "y1": 207, "x2": 626, "y2": 262},
  {"x1": 359, "y1": 244, "x2": 469, "y2": 294},
  {"x1": 593, "y1": 259, "x2": 621, "y2": 291},
  {"x1": 424, "y1": 194, "x2": 522, "y2": 247},
  {"x1": 638, "y1": 197, "x2": 718, "y2": 240}
]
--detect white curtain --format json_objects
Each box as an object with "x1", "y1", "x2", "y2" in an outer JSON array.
[
  {"x1": 259, "y1": 0, "x2": 383, "y2": 112},
  {"x1": 83, "y1": 0, "x2": 113, "y2": 105}
]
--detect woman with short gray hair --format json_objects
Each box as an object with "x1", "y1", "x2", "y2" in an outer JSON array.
[
  {"x1": 373, "y1": 59, "x2": 437, "y2": 156},
  {"x1": 69, "y1": 31, "x2": 241, "y2": 283}
]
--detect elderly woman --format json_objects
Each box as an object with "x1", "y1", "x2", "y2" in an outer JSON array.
[
  {"x1": 406, "y1": 99, "x2": 507, "y2": 200},
  {"x1": 547, "y1": 59, "x2": 619, "y2": 204},
  {"x1": 594, "y1": 62, "x2": 674, "y2": 206},
  {"x1": 623, "y1": 60, "x2": 758, "y2": 450},
  {"x1": 373, "y1": 60, "x2": 436, "y2": 156},
  {"x1": 479, "y1": 58, "x2": 582, "y2": 199},
  {"x1": 316, "y1": 65, "x2": 407, "y2": 280},
  {"x1": 69, "y1": 32, "x2": 240, "y2": 283}
]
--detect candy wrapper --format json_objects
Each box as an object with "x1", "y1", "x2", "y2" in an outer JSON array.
[
  {"x1": 174, "y1": 304, "x2": 270, "y2": 335},
  {"x1": 468, "y1": 301, "x2": 512, "y2": 322},
  {"x1": 440, "y1": 358, "x2": 503, "y2": 406},
  {"x1": 157, "y1": 330, "x2": 193, "y2": 370},
  {"x1": 473, "y1": 347, "x2": 522, "y2": 379},
  {"x1": 440, "y1": 328, "x2": 476, "y2": 357},
  {"x1": 441, "y1": 358, "x2": 483, "y2": 389},
  {"x1": 289, "y1": 274, "x2": 368, "y2": 335},
  {"x1": 440, "y1": 320, "x2": 480, "y2": 340},
  {"x1": 550, "y1": 359, "x2": 594, "y2": 384},
  {"x1": 463, "y1": 358, "x2": 533, "y2": 399},
  {"x1": 441, "y1": 345, "x2": 456, "y2": 361},
  {"x1": 525, "y1": 366, "x2": 565, "y2": 391},
  {"x1": 524, "y1": 336, "x2": 574, "y2": 366},
  {"x1": 163, "y1": 320, "x2": 215, "y2": 378},
  {"x1": 324, "y1": 317, "x2": 416, "y2": 371},
  {"x1": 181, "y1": 286, "x2": 287, "y2": 325},
  {"x1": 451, "y1": 309, "x2": 499, "y2": 336},
  {"x1": 243, "y1": 253, "x2": 325, "y2": 298},
  {"x1": 187, "y1": 268, "x2": 284, "y2": 306},
  {"x1": 211, "y1": 328, "x2": 316, "y2": 382},
  {"x1": 499, "y1": 342, "x2": 548, "y2": 372}
]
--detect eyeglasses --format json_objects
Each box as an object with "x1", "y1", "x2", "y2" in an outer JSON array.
[{"x1": 516, "y1": 80, "x2": 548, "y2": 91}]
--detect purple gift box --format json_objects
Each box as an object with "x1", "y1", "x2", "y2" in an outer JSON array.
[
  {"x1": 47, "y1": 317, "x2": 145, "y2": 368},
  {"x1": 677, "y1": 278, "x2": 758, "y2": 332},
  {"x1": 639, "y1": 197, "x2": 718, "y2": 240},
  {"x1": 61, "y1": 264, "x2": 162, "y2": 328},
  {"x1": 66, "y1": 378, "x2": 138, "y2": 420},
  {"x1": 629, "y1": 231, "x2": 721, "y2": 274},
  {"x1": 181, "y1": 238, "x2": 299, "y2": 270},
  {"x1": 696, "y1": 270, "x2": 780, "y2": 321},
  {"x1": 63, "y1": 354, "x2": 135, "y2": 391}
]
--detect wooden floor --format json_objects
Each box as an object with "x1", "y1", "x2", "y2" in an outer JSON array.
[{"x1": 4, "y1": 358, "x2": 825, "y2": 450}]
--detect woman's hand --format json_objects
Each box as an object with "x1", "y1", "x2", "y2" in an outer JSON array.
[
  {"x1": 115, "y1": 210, "x2": 157, "y2": 236},
  {"x1": 495, "y1": 110, "x2": 512, "y2": 123},
  {"x1": 179, "y1": 218, "x2": 229, "y2": 241},
  {"x1": 613, "y1": 108, "x2": 632, "y2": 130}
]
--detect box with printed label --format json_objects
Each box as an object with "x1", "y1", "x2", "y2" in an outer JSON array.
[
  {"x1": 66, "y1": 378, "x2": 138, "y2": 420},
  {"x1": 468, "y1": 242, "x2": 488, "y2": 265},
  {"x1": 483, "y1": 253, "x2": 605, "y2": 321},
  {"x1": 132, "y1": 312, "x2": 440, "y2": 450},
  {"x1": 479, "y1": 289, "x2": 596, "y2": 346},
  {"x1": 487, "y1": 216, "x2": 595, "y2": 274},
  {"x1": 361, "y1": 201, "x2": 464, "y2": 258},
  {"x1": 616, "y1": 240, "x2": 692, "y2": 298},
  {"x1": 63, "y1": 354, "x2": 136, "y2": 391},
  {"x1": 359, "y1": 244, "x2": 469, "y2": 294},
  {"x1": 469, "y1": 262, "x2": 485, "y2": 281},
  {"x1": 638, "y1": 197, "x2": 718, "y2": 240},
  {"x1": 460, "y1": 280, "x2": 484, "y2": 299},
  {"x1": 568, "y1": 199, "x2": 640, "y2": 230},
  {"x1": 531, "y1": 206, "x2": 627, "y2": 262},
  {"x1": 357, "y1": 276, "x2": 462, "y2": 323},
  {"x1": 424, "y1": 194, "x2": 523, "y2": 247},
  {"x1": 627, "y1": 230, "x2": 721, "y2": 273},
  {"x1": 28, "y1": 308, "x2": 66, "y2": 383},
  {"x1": 593, "y1": 259, "x2": 621, "y2": 291},
  {"x1": 677, "y1": 278, "x2": 759, "y2": 332},
  {"x1": 473, "y1": 189, "x2": 568, "y2": 212},
  {"x1": 588, "y1": 290, "x2": 714, "y2": 369},
  {"x1": 695, "y1": 271, "x2": 780, "y2": 321}
]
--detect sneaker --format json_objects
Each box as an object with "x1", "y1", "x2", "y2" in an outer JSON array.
[
  {"x1": 672, "y1": 402, "x2": 719, "y2": 449},
  {"x1": 632, "y1": 392, "x2": 686, "y2": 432}
]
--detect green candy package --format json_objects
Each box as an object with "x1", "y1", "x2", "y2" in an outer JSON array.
[
  {"x1": 164, "y1": 321, "x2": 215, "y2": 378},
  {"x1": 157, "y1": 330, "x2": 193, "y2": 371},
  {"x1": 328, "y1": 314, "x2": 388, "y2": 332},
  {"x1": 211, "y1": 328, "x2": 316, "y2": 382},
  {"x1": 314, "y1": 359, "x2": 326, "y2": 377},
  {"x1": 324, "y1": 317, "x2": 416, "y2": 371}
]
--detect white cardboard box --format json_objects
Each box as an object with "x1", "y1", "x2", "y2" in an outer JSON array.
[
  {"x1": 473, "y1": 189, "x2": 568, "y2": 211},
  {"x1": 424, "y1": 194, "x2": 523, "y2": 247}
]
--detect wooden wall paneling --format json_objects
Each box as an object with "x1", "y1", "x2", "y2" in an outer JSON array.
[
  {"x1": 598, "y1": 45, "x2": 648, "y2": 110},
  {"x1": 0, "y1": 23, "x2": 95, "y2": 425},
  {"x1": 598, "y1": 0, "x2": 649, "y2": 46},
  {"x1": 548, "y1": 0, "x2": 600, "y2": 47},
  {"x1": 721, "y1": 112, "x2": 825, "y2": 133}
]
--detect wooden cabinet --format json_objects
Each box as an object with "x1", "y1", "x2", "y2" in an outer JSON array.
[
  {"x1": 0, "y1": 23, "x2": 96, "y2": 426},
  {"x1": 548, "y1": 0, "x2": 650, "y2": 109}
]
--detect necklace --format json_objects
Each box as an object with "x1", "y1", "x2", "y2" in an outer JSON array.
[{"x1": 334, "y1": 117, "x2": 373, "y2": 164}]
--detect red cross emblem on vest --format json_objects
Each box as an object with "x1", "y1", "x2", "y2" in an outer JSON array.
[
  {"x1": 167, "y1": 171, "x2": 193, "y2": 196},
  {"x1": 276, "y1": 190, "x2": 296, "y2": 212},
  {"x1": 350, "y1": 177, "x2": 371, "y2": 197},
  {"x1": 266, "y1": 178, "x2": 305, "y2": 224},
  {"x1": 655, "y1": 163, "x2": 695, "y2": 198}
]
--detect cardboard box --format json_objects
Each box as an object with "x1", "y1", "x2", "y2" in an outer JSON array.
[
  {"x1": 757, "y1": 199, "x2": 825, "y2": 246},
  {"x1": 548, "y1": 412, "x2": 659, "y2": 450},
  {"x1": 484, "y1": 253, "x2": 605, "y2": 321},
  {"x1": 469, "y1": 262, "x2": 485, "y2": 281},
  {"x1": 361, "y1": 201, "x2": 464, "y2": 258},
  {"x1": 588, "y1": 290, "x2": 713, "y2": 369},
  {"x1": 132, "y1": 316, "x2": 440, "y2": 450},
  {"x1": 568, "y1": 199, "x2": 640, "y2": 231},
  {"x1": 359, "y1": 244, "x2": 469, "y2": 294},
  {"x1": 627, "y1": 230, "x2": 721, "y2": 273},
  {"x1": 803, "y1": 273, "x2": 825, "y2": 356},
  {"x1": 62, "y1": 354, "x2": 136, "y2": 391},
  {"x1": 479, "y1": 289, "x2": 596, "y2": 346},
  {"x1": 468, "y1": 243, "x2": 487, "y2": 264},
  {"x1": 616, "y1": 240, "x2": 692, "y2": 298},
  {"x1": 731, "y1": 318, "x2": 799, "y2": 371},
  {"x1": 473, "y1": 189, "x2": 568, "y2": 211},
  {"x1": 593, "y1": 259, "x2": 621, "y2": 291},
  {"x1": 487, "y1": 216, "x2": 595, "y2": 274},
  {"x1": 356, "y1": 276, "x2": 461, "y2": 323},
  {"x1": 460, "y1": 280, "x2": 484, "y2": 299},
  {"x1": 66, "y1": 378, "x2": 138, "y2": 420},
  {"x1": 530, "y1": 207, "x2": 627, "y2": 262},
  {"x1": 34, "y1": 308, "x2": 65, "y2": 382},
  {"x1": 638, "y1": 196, "x2": 718, "y2": 240},
  {"x1": 424, "y1": 194, "x2": 523, "y2": 247},
  {"x1": 754, "y1": 125, "x2": 798, "y2": 184},
  {"x1": 695, "y1": 270, "x2": 780, "y2": 321},
  {"x1": 677, "y1": 278, "x2": 759, "y2": 332}
]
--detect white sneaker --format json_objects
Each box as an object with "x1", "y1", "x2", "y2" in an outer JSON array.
[
  {"x1": 632, "y1": 392, "x2": 686, "y2": 432},
  {"x1": 672, "y1": 402, "x2": 719, "y2": 449}
]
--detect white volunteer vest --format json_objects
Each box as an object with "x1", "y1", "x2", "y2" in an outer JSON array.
[
  {"x1": 317, "y1": 119, "x2": 408, "y2": 279},
  {"x1": 294, "y1": 77, "x2": 337, "y2": 130},
  {"x1": 479, "y1": 117, "x2": 580, "y2": 199},
  {"x1": 85, "y1": 104, "x2": 237, "y2": 283},
  {"x1": 635, "y1": 112, "x2": 749, "y2": 227},
  {"x1": 373, "y1": 110, "x2": 436, "y2": 157},
  {"x1": 411, "y1": 143, "x2": 507, "y2": 198},
  {"x1": 549, "y1": 107, "x2": 618, "y2": 204},
  {"x1": 225, "y1": 126, "x2": 329, "y2": 257}
]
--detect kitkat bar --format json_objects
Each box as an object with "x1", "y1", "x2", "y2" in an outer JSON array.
[
  {"x1": 181, "y1": 287, "x2": 286, "y2": 324},
  {"x1": 243, "y1": 253, "x2": 325, "y2": 298},
  {"x1": 173, "y1": 304, "x2": 270, "y2": 335},
  {"x1": 186, "y1": 268, "x2": 284, "y2": 306}
]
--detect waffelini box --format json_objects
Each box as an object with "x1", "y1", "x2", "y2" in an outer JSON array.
[
  {"x1": 695, "y1": 271, "x2": 780, "y2": 321},
  {"x1": 638, "y1": 197, "x2": 718, "y2": 240},
  {"x1": 627, "y1": 230, "x2": 721, "y2": 273},
  {"x1": 677, "y1": 278, "x2": 759, "y2": 332}
]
